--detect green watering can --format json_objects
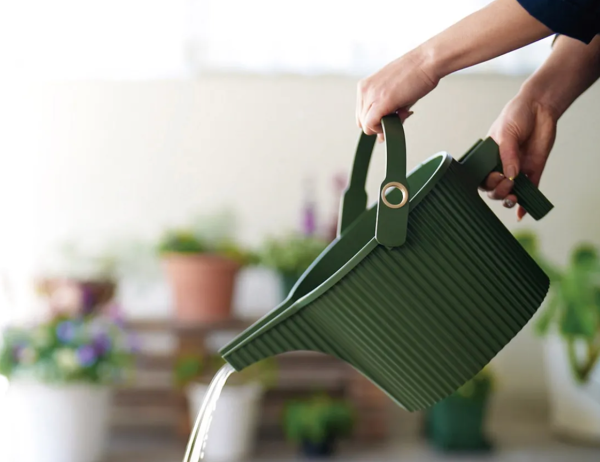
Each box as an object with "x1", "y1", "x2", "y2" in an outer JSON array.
[{"x1": 220, "y1": 115, "x2": 552, "y2": 411}]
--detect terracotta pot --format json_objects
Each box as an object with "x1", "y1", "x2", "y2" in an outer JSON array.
[{"x1": 162, "y1": 254, "x2": 239, "y2": 322}]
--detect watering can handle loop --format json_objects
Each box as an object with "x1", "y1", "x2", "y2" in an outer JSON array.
[
  {"x1": 338, "y1": 115, "x2": 410, "y2": 248},
  {"x1": 458, "y1": 138, "x2": 554, "y2": 220}
]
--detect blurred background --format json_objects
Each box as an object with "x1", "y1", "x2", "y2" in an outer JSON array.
[{"x1": 0, "y1": 0, "x2": 600, "y2": 461}]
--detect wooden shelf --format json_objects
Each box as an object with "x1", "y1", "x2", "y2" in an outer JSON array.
[{"x1": 113, "y1": 317, "x2": 390, "y2": 444}]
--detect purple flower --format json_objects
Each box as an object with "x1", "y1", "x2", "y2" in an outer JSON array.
[
  {"x1": 81, "y1": 285, "x2": 96, "y2": 314},
  {"x1": 12, "y1": 344, "x2": 24, "y2": 360},
  {"x1": 106, "y1": 303, "x2": 125, "y2": 327},
  {"x1": 76, "y1": 345, "x2": 97, "y2": 367},
  {"x1": 56, "y1": 321, "x2": 77, "y2": 343},
  {"x1": 303, "y1": 203, "x2": 316, "y2": 236},
  {"x1": 127, "y1": 333, "x2": 140, "y2": 354},
  {"x1": 93, "y1": 333, "x2": 111, "y2": 356}
]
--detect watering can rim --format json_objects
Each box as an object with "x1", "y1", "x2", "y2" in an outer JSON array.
[{"x1": 219, "y1": 150, "x2": 454, "y2": 362}]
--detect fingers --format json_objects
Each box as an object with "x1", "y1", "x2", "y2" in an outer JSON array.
[
  {"x1": 356, "y1": 79, "x2": 382, "y2": 136},
  {"x1": 481, "y1": 172, "x2": 504, "y2": 191},
  {"x1": 498, "y1": 137, "x2": 520, "y2": 180},
  {"x1": 481, "y1": 171, "x2": 514, "y2": 200},
  {"x1": 502, "y1": 194, "x2": 517, "y2": 209},
  {"x1": 487, "y1": 177, "x2": 514, "y2": 200},
  {"x1": 489, "y1": 128, "x2": 520, "y2": 180},
  {"x1": 356, "y1": 78, "x2": 410, "y2": 136},
  {"x1": 363, "y1": 104, "x2": 383, "y2": 135}
]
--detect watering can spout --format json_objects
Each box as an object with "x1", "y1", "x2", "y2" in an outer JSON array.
[{"x1": 218, "y1": 305, "x2": 290, "y2": 371}]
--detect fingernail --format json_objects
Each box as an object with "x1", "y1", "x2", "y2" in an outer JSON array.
[
  {"x1": 503, "y1": 199, "x2": 515, "y2": 209},
  {"x1": 505, "y1": 166, "x2": 517, "y2": 181}
]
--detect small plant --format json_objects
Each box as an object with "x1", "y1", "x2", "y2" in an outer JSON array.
[
  {"x1": 157, "y1": 228, "x2": 254, "y2": 266},
  {"x1": 258, "y1": 234, "x2": 329, "y2": 278},
  {"x1": 284, "y1": 394, "x2": 355, "y2": 447},
  {"x1": 425, "y1": 367, "x2": 494, "y2": 452},
  {"x1": 174, "y1": 353, "x2": 276, "y2": 388},
  {"x1": 515, "y1": 231, "x2": 600, "y2": 384},
  {"x1": 0, "y1": 314, "x2": 135, "y2": 385},
  {"x1": 455, "y1": 367, "x2": 494, "y2": 401}
]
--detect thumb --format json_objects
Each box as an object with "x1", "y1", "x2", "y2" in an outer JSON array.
[{"x1": 493, "y1": 131, "x2": 520, "y2": 181}]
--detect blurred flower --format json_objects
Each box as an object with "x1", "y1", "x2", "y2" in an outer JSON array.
[
  {"x1": 93, "y1": 333, "x2": 111, "y2": 356},
  {"x1": 76, "y1": 345, "x2": 97, "y2": 367},
  {"x1": 56, "y1": 320, "x2": 77, "y2": 344},
  {"x1": 81, "y1": 285, "x2": 96, "y2": 314},
  {"x1": 106, "y1": 303, "x2": 125, "y2": 327},
  {"x1": 17, "y1": 347, "x2": 37, "y2": 365},
  {"x1": 54, "y1": 348, "x2": 79, "y2": 372}
]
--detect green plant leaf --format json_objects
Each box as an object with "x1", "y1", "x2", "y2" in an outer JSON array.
[
  {"x1": 258, "y1": 234, "x2": 329, "y2": 276},
  {"x1": 283, "y1": 393, "x2": 355, "y2": 444},
  {"x1": 535, "y1": 292, "x2": 560, "y2": 336}
]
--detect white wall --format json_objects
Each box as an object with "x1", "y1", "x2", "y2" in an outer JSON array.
[{"x1": 1, "y1": 74, "x2": 599, "y2": 396}]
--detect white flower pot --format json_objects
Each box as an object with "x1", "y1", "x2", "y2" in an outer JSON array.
[
  {"x1": 187, "y1": 382, "x2": 263, "y2": 461},
  {"x1": 5, "y1": 382, "x2": 111, "y2": 462},
  {"x1": 544, "y1": 336, "x2": 600, "y2": 442}
]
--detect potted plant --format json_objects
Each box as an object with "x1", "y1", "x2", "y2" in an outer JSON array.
[
  {"x1": 158, "y1": 228, "x2": 253, "y2": 323},
  {"x1": 258, "y1": 234, "x2": 329, "y2": 297},
  {"x1": 36, "y1": 278, "x2": 116, "y2": 317},
  {"x1": 425, "y1": 367, "x2": 494, "y2": 452},
  {"x1": 175, "y1": 353, "x2": 275, "y2": 461},
  {"x1": 283, "y1": 393, "x2": 355, "y2": 458},
  {"x1": 0, "y1": 313, "x2": 135, "y2": 462},
  {"x1": 516, "y1": 231, "x2": 600, "y2": 442}
]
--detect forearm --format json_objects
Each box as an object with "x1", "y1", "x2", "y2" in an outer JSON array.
[
  {"x1": 520, "y1": 35, "x2": 600, "y2": 118},
  {"x1": 415, "y1": 0, "x2": 552, "y2": 78}
]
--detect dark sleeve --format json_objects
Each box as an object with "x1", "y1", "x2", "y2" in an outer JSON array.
[{"x1": 516, "y1": 0, "x2": 600, "y2": 43}]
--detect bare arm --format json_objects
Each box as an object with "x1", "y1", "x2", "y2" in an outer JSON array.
[
  {"x1": 423, "y1": 0, "x2": 553, "y2": 79},
  {"x1": 521, "y1": 34, "x2": 600, "y2": 118},
  {"x1": 357, "y1": 0, "x2": 552, "y2": 135}
]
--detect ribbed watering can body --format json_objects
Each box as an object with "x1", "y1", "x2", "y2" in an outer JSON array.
[{"x1": 220, "y1": 117, "x2": 552, "y2": 411}]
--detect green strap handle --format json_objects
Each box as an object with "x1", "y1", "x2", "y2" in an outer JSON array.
[
  {"x1": 459, "y1": 137, "x2": 553, "y2": 220},
  {"x1": 338, "y1": 115, "x2": 410, "y2": 248}
]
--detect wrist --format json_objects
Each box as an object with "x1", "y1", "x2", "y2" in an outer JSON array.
[
  {"x1": 519, "y1": 79, "x2": 564, "y2": 121},
  {"x1": 520, "y1": 34, "x2": 600, "y2": 120},
  {"x1": 414, "y1": 40, "x2": 449, "y2": 82}
]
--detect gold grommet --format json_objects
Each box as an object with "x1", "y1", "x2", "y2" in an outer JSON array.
[{"x1": 381, "y1": 182, "x2": 408, "y2": 209}]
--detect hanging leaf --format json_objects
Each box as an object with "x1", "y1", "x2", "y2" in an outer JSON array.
[
  {"x1": 560, "y1": 303, "x2": 597, "y2": 340},
  {"x1": 535, "y1": 293, "x2": 559, "y2": 335}
]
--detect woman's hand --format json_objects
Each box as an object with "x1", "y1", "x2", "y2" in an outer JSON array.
[
  {"x1": 485, "y1": 35, "x2": 600, "y2": 220},
  {"x1": 485, "y1": 93, "x2": 558, "y2": 220},
  {"x1": 356, "y1": 50, "x2": 438, "y2": 136},
  {"x1": 355, "y1": 0, "x2": 551, "y2": 136}
]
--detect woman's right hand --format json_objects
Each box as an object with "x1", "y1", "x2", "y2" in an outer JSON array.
[
  {"x1": 485, "y1": 92, "x2": 558, "y2": 220},
  {"x1": 356, "y1": 49, "x2": 438, "y2": 137}
]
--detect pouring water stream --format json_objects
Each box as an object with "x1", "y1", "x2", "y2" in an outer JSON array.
[{"x1": 182, "y1": 363, "x2": 235, "y2": 462}]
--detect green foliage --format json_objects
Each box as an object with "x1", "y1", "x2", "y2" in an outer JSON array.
[
  {"x1": 173, "y1": 353, "x2": 276, "y2": 389},
  {"x1": 258, "y1": 234, "x2": 329, "y2": 277},
  {"x1": 157, "y1": 228, "x2": 255, "y2": 266},
  {"x1": 158, "y1": 229, "x2": 207, "y2": 254},
  {"x1": 515, "y1": 231, "x2": 600, "y2": 383},
  {"x1": 0, "y1": 314, "x2": 135, "y2": 385},
  {"x1": 455, "y1": 367, "x2": 494, "y2": 401},
  {"x1": 284, "y1": 394, "x2": 355, "y2": 444}
]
